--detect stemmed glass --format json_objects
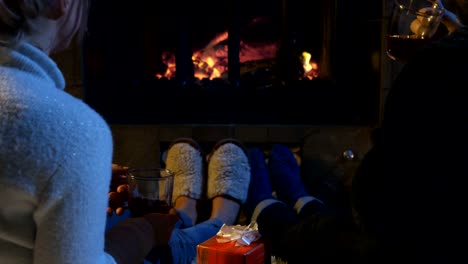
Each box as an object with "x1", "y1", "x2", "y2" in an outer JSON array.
[{"x1": 386, "y1": 0, "x2": 445, "y2": 62}]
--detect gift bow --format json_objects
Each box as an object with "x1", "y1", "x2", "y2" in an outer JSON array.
[{"x1": 215, "y1": 221, "x2": 261, "y2": 246}]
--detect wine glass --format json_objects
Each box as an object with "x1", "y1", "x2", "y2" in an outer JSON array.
[
  {"x1": 386, "y1": 0, "x2": 444, "y2": 62},
  {"x1": 127, "y1": 168, "x2": 174, "y2": 217}
]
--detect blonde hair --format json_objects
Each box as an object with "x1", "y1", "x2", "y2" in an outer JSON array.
[
  {"x1": 0, "y1": 0, "x2": 89, "y2": 48},
  {"x1": 0, "y1": 0, "x2": 48, "y2": 47}
]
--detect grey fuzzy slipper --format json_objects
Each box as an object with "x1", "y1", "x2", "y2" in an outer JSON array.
[
  {"x1": 165, "y1": 138, "x2": 204, "y2": 204},
  {"x1": 207, "y1": 139, "x2": 251, "y2": 204}
]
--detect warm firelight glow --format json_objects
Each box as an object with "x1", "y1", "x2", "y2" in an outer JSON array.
[
  {"x1": 301, "y1": 52, "x2": 319, "y2": 80},
  {"x1": 155, "y1": 31, "x2": 319, "y2": 80},
  {"x1": 191, "y1": 31, "x2": 230, "y2": 79}
]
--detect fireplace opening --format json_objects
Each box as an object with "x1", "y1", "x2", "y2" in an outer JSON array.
[{"x1": 83, "y1": 0, "x2": 383, "y2": 125}]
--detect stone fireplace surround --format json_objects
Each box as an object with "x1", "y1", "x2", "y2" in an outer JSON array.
[{"x1": 109, "y1": 125, "x2": 374, "y2": 207}]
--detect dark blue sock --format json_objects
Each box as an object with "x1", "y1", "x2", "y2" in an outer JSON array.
[
  {"x1": 268, "y1": 144, "x2": 308, "y2": 207},
  {"x1": 244, "y1": 147, "x2": 274, "y2": 219}
]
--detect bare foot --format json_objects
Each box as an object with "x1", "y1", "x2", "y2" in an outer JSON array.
[
  {"x1": 210, "y1": 196, "x2": 240, "y2": 225},
  {"x1": 174, "y1": 196, "x2": 198, "y2": 225}
]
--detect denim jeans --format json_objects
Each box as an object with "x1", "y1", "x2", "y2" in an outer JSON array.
[{"x1": 106, "y1": 209, "x2": 223, "y2": 264}]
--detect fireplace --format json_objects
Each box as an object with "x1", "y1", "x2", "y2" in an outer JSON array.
[{"x1": 83, "y1": 0, "x2": 383, "y2": 125}]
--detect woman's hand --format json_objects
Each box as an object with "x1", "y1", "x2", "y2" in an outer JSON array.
[
  {"x1": 107, "y1": 164, "x2": 129, "y2": 216},
  {"x1": 441, "y1": 8, "x2": 462, "y2": 33},
  {"x1": 410, "y1": 3, "x2": 462, "y2": 38}
]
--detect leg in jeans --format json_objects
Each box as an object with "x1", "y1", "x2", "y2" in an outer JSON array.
[
  {"x1": 168, "y1": 217, "x2": 224, "y2": 264},
  {"x1": 268, "y1": 144, "x2": 324, "y2": 214},
  {"x1": 244, "y1": 147, "x2": 299, "y2": 261},
  {"x1": 245, "y1": 146, "x2": 328, "y2": 263},
  {"x1": 144, "y1": 197, "x2": 231, "y2": 264}
]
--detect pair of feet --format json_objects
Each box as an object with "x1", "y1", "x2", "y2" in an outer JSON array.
[
  {"x1": 244, "y1": 144, "x2": 310, "y2": 219},
  {"x1": 165, "y1": 138, "x2": 250, "y2": 226}
]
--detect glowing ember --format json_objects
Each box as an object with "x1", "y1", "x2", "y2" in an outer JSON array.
[{"x1": 155, "y1": 31, "x2": 319, "y2": 80}]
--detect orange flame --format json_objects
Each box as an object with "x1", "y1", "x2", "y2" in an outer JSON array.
[
  {"x1": 156, "y1": 31, "x2": 319, "y2": 80},
  {"x1": 301, "y1": 52, "x2": 319, "y2": 80}
]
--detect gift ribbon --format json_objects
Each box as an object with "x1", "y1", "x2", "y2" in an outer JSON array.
[{"x1": 215, "y1": 221, "x2": 261, "y2": 246}]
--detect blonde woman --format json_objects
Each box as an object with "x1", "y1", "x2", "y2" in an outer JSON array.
[{"x1": 0, "y1": 1, "x2": 250, "y2": 263}]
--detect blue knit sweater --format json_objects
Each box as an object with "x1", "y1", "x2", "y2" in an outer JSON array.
[{"x1": 0, "y1": 42, "x2": 116, "y2": 263}]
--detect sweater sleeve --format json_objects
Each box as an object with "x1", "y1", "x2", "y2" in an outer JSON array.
[
  {"x1": 0, "y1": 42, "x2": 155, "y2": 263},
  {"x1": 28, "y1": 96, "x2": 117, "y2": 264}
]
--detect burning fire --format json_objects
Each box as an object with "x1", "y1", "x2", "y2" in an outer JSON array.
[
  {"x1": 155, "y1": 31, "x2": 319, "y2": 80},
  {"x1": 301, "y1": 52, "x2": 319, "y2": 79}
]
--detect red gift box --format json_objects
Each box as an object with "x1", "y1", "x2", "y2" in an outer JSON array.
[{"x1": 197, "y1": 236, "x2": 266, "y2": 264}]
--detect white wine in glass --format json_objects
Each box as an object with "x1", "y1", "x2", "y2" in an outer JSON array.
[{"x1": 386, "y1": 0, "x2": 444, "y2": 62}]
